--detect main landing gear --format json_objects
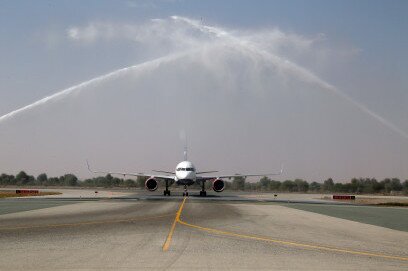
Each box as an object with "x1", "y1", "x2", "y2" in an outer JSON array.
[
  {"x1": 164, "y1": 180, "x2": 171, "y2": 196},
  {"x1": 199, "y1": 191, "x2": 206, "y2": 197},
  {"x1": 199, "y1": 181, "x2": 207, "y2": 197},
  {"x1": 163, "y1": 182, "x2": 207, "y2": 197}
]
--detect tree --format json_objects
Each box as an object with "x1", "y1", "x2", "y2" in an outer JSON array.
[
  {"x1": 280, "y1": 180, "x2": 296, "y2": 192},
  {"x1": 137, "y1": 176, "x2": 148, "y2": 188},
  {"x1": 309, "y1": 182, "x2": 321, "y2": 192},
  {"x1": 232, "y1": 176, "x2": 246, "y2": 190},
  {"x1": 37, "y1": 173, "x2": 48, "y2": 185},
  {"x1": 403, "y1": 180, "x2": 408, "y2": 195},
  {"x1": 16, "y1": 171, "x2": 30, "y2": 185},
  {"x1": 63, "y1": 174, "x2": 78, "y2": 186},
  {"x1": 47, "y1": 177, "x2": 59, "y2": 186},
  {"x1": 112, "y1": 177, "x2": 123, "y2": 187},
  {"x1": 269, "y1": 180, "x2": 281, "y2": 191},
  {"x1": 245, "y1": 182, "x2": 256, "y2": 191},
  {"x1": 294, "y1": 179, "x2": 309, "y2": 192},
  {"x1": 382, "y1": 178, "x2": 392, "y2": 193},
  {"x1": 0, "y1": 174, "x2": 15, "y2": 185},
  {"x1": 259, "y1": 176, "x2": 271, "y2": 191},
  {"x1": 334, "y1": 183, "x2": 346, "y2": 192},
  {"x1": 224, "y1": 180, "x2": 233, "y2": 190},
  {"x1": 104, "y1": 174, "x2": 113, "y2": 187},
  {"x1": 322, "y1": 178, "x2": 335, "y2": 192},
  {"x1": 124, "y1": 179, "x2": 136, "y2": 187},
  {"x1": 390, "y1": 178, "x2": 402, "y2": 191},
  {"x1": 370, "y1": 178, "x2": 383, "y2": 193}
]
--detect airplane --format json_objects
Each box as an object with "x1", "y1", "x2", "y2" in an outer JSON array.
[{"x1": 86, "y1": 149, "x2": 283, "y2": 197}]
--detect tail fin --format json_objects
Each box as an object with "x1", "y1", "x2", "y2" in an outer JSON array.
[
  {"x1": 180, "y1": 130, "x2": 188, "y2": 161},
  {"x1": 183, "y1": 140, "x2": 188, "y2": 161}
]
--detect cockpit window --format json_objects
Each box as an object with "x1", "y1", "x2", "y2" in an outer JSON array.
[{"x1": 177, "y1": 167, "x2": 195, "y2": 172}]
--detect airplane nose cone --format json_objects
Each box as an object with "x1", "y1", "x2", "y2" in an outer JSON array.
[{"x1": 178, "y1": 171, "x2": 194, "y2": 179}]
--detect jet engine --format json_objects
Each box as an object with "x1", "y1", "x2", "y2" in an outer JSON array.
[
  {"x1": 212, "y1": 178, "x2": 225, "y2": 192},
  {"x1": 145, "y1": 177, "x2": 158, "y2": 191}
]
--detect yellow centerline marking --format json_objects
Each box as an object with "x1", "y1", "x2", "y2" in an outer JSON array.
[
  {"x1": 178, "y1": 219, "x2": 408, "y2": 261},
  {"x1": 162, "y1": 197, "x2": 187, "y2": 251},
  {"x1": 169, "y1": 198, "x2": 407, "y2": 262},
  {"x1": 0, "y1": 214, "x2": 172, "y2": 231}
]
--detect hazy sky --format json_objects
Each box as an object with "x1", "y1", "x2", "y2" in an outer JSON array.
[{"x1": 0, "y1": 0, "x2": 407, "y2": 181}]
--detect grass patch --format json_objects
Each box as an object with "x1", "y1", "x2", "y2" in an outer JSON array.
[
  {"x1": 376, "y1": 202, "x2": 408, "y2": 207},
  {"x1": 285, "y1": 203, "x2": 408, "y2": 232}
]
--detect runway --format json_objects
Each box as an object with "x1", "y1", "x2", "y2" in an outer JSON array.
[{"x1": 0, "y1": 192, "x2": 407, "y2": 270}]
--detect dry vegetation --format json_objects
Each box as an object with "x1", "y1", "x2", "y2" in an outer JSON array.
[
  {"x1": 322, "y1": 196, "x2": 408, "y2": 207},
  {"x1": 355, "y1": 197, "x2": 408, "y2": 206},
  {"x1": 0, "y1": 191, "x2": 61, "y2": 198}
]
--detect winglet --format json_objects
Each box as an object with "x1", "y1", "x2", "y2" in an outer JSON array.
[
  {"x1": 184, "y1": 138, "x2": 188, "y2": 161},
  {"x1": 86, "y1": 159, "x2": 95, "y2": 173},
  {"x1": 280, "y1": 163, "x2": 284, "y2": 174}
]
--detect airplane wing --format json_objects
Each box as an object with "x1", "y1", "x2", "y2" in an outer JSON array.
[
  {"x1": 197, "y1": 164, "x2": 284, "y2": 181},
  {"x1": 196, "y1": 170, "x2": 219, "y2": 174},
  {"x1": 86, "y1": 161, "x2": 175, "y2": 180},
  {"x1": 152, "y1": 170, "x2": 174, "y2": 175}
]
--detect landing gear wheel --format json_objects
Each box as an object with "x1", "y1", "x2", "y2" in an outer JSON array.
[
  {"x1": 164, "y1": 180, "x2": 171, "y2": 196},
  {"x1": 183, "y1": 185, "x2": 189, "y2": 197},
  {"x1": 199, "y1": 181, "x2": 207, "y2": 197}
]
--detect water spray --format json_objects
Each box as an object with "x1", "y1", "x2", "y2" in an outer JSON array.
[
  {"x1": 0, "y1": 16, "x2": 406, "y2": 141},
  {"x1": 0, "y1": 51, "x2": 190, "y2": 124},
  {"x1": 171, "y1": 16, "x2": 408, "y2": 140}
]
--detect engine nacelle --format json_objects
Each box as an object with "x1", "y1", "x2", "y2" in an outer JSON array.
[
  {"x1": 212, "y1": 178, "x2": 225, "y2": 192},
  {"x1": 145, "y1": 177, "x2": 158, "y2": 191}
]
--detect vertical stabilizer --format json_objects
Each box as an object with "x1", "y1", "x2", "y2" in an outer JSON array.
[{"x1": 183, "y1": 137, "x2": 188, "y2": 161}]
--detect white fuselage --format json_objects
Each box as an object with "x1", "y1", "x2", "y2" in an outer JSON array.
[{"x1": 174, "y1": 161, "x2": 196, "y2": 186}]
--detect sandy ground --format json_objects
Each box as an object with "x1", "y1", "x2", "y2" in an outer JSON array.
[
  {"x1": 242, "y1": 192, "x2": 332, "y2": 202},
  {"x1": 0, "y1": 187, "x2": 133, "y2": 198}
]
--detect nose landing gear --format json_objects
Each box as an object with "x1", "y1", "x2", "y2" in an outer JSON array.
[{"x1": 182, "y1": 185, "x2": 189, "y2": 197}]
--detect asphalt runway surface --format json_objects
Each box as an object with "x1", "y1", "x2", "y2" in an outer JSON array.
[{"x1": 0, "y1": 192, "x2": 407, "y2": 270}]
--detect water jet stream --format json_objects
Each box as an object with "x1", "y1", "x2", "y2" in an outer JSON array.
[
  {"x1": 172, "y1": 16, "x2": 408, "y2": 140},
  {"x1": 0, "y1": 51, "x2": 189, "y2": 124},
  {"x1": 1, "y1": 16, "x2": 407, "y2": 141}
]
